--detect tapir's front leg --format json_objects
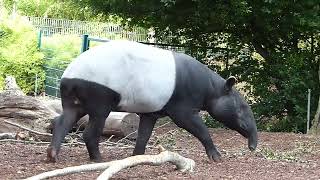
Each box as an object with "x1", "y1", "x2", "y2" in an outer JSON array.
[
  {"x1": 133, "y1": 114, "x2": 158, "y2": 155},
  {"x1": 167, "y1": 107, "x2": 222, "y2": 162}
]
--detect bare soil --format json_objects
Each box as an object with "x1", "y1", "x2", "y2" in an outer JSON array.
[{"x1": 1, "y1": 122, "x2": 320, "y2": 180}]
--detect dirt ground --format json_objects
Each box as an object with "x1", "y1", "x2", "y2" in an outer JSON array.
[{"x1": 1, "y1": 122, "x2": 320, "y2": 180}]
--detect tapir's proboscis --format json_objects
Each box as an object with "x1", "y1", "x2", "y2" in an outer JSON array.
[{"x1": 47, "y1": 40, "x2": 258, "y2": 163}]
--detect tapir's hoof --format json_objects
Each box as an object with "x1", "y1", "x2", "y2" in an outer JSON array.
[
  {"x1": 207, "y1": 150, "x2": 222, "y2": 163},
  {"x1": 212, "y1": 155, "x2": 222, "y2": 162},
  {"x1": 89, "y1": 153, "x2": 103, "y2": 163},
  {"x1": 46, "y1": 146, "x2": 58, "y2": 163},
  {"x1": 90, "y1": 158, "x2": 103, "y2": 163}
]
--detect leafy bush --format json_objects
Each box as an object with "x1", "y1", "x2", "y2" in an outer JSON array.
[
  {"x1": 42, "y1": 34, "x2": 82, "y2": 70},
  {"x1": 0, "y1": 15, "x2": 44, "y2": 94},
  {"x1": 202, "y1": 113, "x2": 224, "y2": 129},
  {"x1": 232, "y1": 51, "x2": 319, "y2": 133},
  {"x1": 3, "y1": 0, "x2": 111, "y2": 22}
]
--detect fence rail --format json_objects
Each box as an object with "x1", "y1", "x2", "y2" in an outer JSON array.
[{"x1": 26, "y1": 16, "x2": 149, "y2": 42}]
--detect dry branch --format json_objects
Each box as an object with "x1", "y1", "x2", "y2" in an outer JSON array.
[
  {"x1": 4, "y1": 120, "x2": 52, "y2": 137},
  {"x1": 24, "y1": 146, "x2": 195, "y2": 180},
  {"x1": 0, "y1": 132, "x2": 16, "y2": 140},
  {"x1": 0, "y1": 139, "x2": 51, "y2": 144}
]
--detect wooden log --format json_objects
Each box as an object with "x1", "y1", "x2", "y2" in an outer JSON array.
[
  {"x1": 77, "y1": 112, "x2": 140, "y2": 139},
  {"x1": 0, "y1": 76, "x2": 57, "y2": 137},
  {"x1": 42, "y1": 98, "x2": 140, "y2": 139},
  {"x1": 107, "y1": 112, "x2": 139, "y2": 139}
]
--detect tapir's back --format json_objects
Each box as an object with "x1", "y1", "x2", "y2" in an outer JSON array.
[{"x1": 62, "y1": 40, "x2": 176, "y2": 113}]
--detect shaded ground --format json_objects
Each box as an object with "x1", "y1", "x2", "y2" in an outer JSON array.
[{"x1": 1, "y1": 122, "x2": 320, "y2": 180}]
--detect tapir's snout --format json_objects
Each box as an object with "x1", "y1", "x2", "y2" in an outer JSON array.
[
  {"x1": 248, "y1": 124, "x2": 258, "y2": 151},
  {"x1": 237, "y1": 119, "x2": 258, "y2": 152},
  {"x1": 248, "y1": 133, "x2": 257, "y2": 151}
]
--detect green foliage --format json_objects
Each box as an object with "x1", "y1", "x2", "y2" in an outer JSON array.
[
  {"x1": 202, "y1": 113, "x2": 224, "y2": 129},
  {"x1": 257, "y1": 141, "x2": 316, "y2": 162},
  {"x1": 0, "y1": 15, "x2": 45, "y2": 94},
  {"x1": 42, "y1": 34, "x2": 81, "y2": 70},
  {"x1": 40, "y1": 34, "x2": 82, "y2": 92},
  {"x1": 233, "y1": 50, "x2": 319, "y2": 133},
  {"x1": 79, "y1": 0, "x2": 320, "y2": 133},
  {"x1": 3, "y1": 0, "x2": 114, "y2": 22}
]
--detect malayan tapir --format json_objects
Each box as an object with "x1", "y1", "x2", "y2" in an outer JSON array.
[{"x1": 47, "y1": 40, "x2": 258, "y2": 163}]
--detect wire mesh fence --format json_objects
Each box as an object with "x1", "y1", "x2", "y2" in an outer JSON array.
[
  {"x1": 42, "y1": 66, "x2": 64, "y2": 99},
  {"x1": 26, "y1": 16, "x2": 149, "y2": 42}
]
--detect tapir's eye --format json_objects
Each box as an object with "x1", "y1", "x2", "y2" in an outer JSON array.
[{"x1": 74, "y1": 98, "x2": 81, "y2": 105}]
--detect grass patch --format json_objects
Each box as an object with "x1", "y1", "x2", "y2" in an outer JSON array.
[{"x1": 256, "y1": 141, "x2": 317, "y2": 162}]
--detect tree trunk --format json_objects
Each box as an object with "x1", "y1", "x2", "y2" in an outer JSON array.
[{"x1": 310, "y1": 60, "x2": 320, "y2": 134}]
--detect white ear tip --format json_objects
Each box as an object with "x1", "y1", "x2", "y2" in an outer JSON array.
[{"x1": 228, "y1": 76, "x2": 237, "y2": 81}]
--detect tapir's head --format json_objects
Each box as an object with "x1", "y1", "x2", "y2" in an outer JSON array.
[{"x1": 209, "y1": 76, "x2": 258, "y2": 151}]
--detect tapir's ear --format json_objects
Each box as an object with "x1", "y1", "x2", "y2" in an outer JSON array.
[{"x1": 225, "y1": 76, "x2": 237, "y2": 92}]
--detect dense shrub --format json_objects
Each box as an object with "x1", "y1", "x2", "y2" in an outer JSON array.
[
  {"x1": 203, "y1": 113, "x2": 225, "y2": 129},
  {"x1": 0, "y1": 15, "x2": 44, "y2": 94},
  {"x1": 41, "y1": 34, "x2": 82, "y2": 70},
  {"x1": 231, "y1": 51, "x2": 319, "y2": 133}
]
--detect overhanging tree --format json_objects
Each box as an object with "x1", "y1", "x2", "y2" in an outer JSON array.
[
  {"x1": 2, "y1": 0, "x2": 111, "y2": 21},
  {"x1": 79, "y1": 0, "x2": 319, "y2": 133}
]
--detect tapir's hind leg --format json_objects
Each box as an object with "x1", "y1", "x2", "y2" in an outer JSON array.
[
  {"x1": 47, "y1": 107, "x2": 85, "y2": 162},
  {"x1": 83, "y1": 107, "x2": 111, "y2": 162},
  {"x1": 167, "y1": 107, "x2": 222, "y2": 162}
]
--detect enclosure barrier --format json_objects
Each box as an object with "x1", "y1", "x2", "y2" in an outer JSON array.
[{"x1": 26, "y1": 16, "x2": 148, "y2": 41}]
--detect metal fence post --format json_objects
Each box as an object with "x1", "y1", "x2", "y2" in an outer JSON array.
[
  {"x1": 307, "y1": 89, "x2": 311, "y2": 133},
  {"x1": 37, "y1": 30, "x2": 42, "y2": 49},
  {"x1": 34, "y1": 74, "x2": 38, "y2": 97},
  {"x1": 81, "y1": 34, "x2": 89, "y2": 53},
  {"x1": 55, "y1": 78, "x2": 59, "y2": 98}
]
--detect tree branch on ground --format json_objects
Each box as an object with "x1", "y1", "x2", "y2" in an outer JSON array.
[
  {"x1": 4, "y1": 120, "x2": 52, "y2": 137},
  {"x1": 25, "y1": 145, "x2": 195, "y2": 180}
]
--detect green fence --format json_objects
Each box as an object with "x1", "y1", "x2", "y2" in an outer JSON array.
[{"x1": 27, "y1": 16, "x2": 148, "y2": 41}]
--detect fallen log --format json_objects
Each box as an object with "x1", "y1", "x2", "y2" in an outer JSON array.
[
  {"x1": 0, "y1": 76, "x2": 57, "y2": 137},
  {"x1": 43, "y1": 99, "x2": 140, "y2": 139},
  {"x1": 24, "y1": 146, "x2": 195, "y2": 180},
  {"x1": 78, "y1": 112, "x2": 140, "y2": 139}
]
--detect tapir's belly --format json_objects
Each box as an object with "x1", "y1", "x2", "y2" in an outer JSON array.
[{"x1": 62, "y1": 40, "x2": 176, "y2": 113}]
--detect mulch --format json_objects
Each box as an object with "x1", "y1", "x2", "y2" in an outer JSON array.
[{"x1": 1, "y1": 123, "x2": 320, "y2": 180}]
